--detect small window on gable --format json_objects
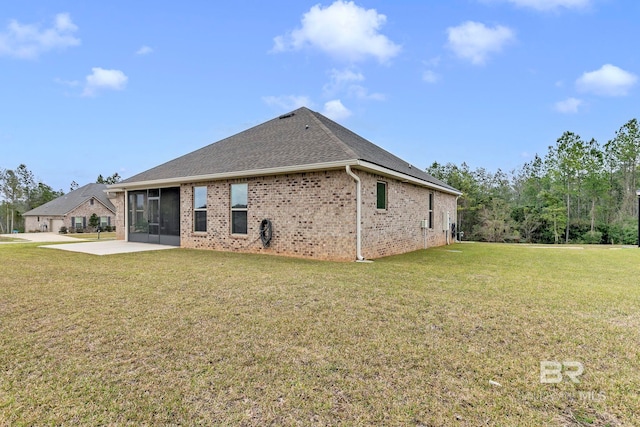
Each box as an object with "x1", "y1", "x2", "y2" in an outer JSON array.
[
  {"x1": 428, "y1": 192, "x2": 434, "y2": 229},
  {"x1": 194, "y1": 186, "x2": 207, "y2": 232},
  {"x1": 376, "y1": 181, "x2": 387, "y2": 210},
  {"x1": 231, "y1": 183, "x2": 248, "y2": 234},
  {"x1": 90, "y1": 198, "x2": 94, "y2": 206}
]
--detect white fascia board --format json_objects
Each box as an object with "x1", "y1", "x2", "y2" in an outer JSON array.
[
  {"x1": 354, "y1": 161, "x2": 463, "y2": 196},
  {"x1": 105, "y1": 159, "x2": 461, "y2": 196},
  {"x1": 105, "y1": 160, "x2": 356, "y2": 192}
]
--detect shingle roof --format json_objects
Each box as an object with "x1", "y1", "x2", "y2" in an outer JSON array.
[
  {"x1": 23, "y1": 183, "x2": 115, "y2": 216},
  {"x1": 120, "y1": 107, "x2": 458, "y2": 192}
]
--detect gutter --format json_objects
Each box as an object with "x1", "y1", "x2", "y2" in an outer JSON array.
[
  {"x1": 345, "y1": 165, "x2": 364, "y2": 261},
  {"x1": 105, "y1": 160, "x2": 462, "y2": 196}
]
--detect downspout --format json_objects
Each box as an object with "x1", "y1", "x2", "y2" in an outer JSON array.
[
  {"x1": 455, "y1": 195, "x2": 461, "y2": 242},
  {"x1": 345, "y1": 165, "x2": 364, "y2": 261}
]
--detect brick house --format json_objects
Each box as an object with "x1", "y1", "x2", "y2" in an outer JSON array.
[
  {"x1": 107, "y1": 107, "x2": 461, "y2": 261},
  {"x1": 23, "y1": 183, "x2": 116, "y2": 233}
]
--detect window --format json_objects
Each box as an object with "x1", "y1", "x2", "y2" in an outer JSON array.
[
  {"x1": 73, "y1": 216, "x2": 85, "y2": 230},
  {"x1": 428, "y1": 192, "x2": 434, "y2": 229},
  {"x1": 194, "y1": 186, "x2": 207, "y2": 232},
  {"x1": 376, "y1": 181, "x2": 387, "y2": 210},
  {"x1": 90, "y1": 198, "x2": 94, "y2": 206},
  {"x1": 231, "y1": 183, "x2": 248, "y2": 234},
  {"x1": 100, "y1": 216, "x2": 110, "y2": 228}
]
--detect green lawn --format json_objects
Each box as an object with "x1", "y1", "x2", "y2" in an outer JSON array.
[
  {"x1": 1, "y1": 242, "x2": 638, "y2": 426},
  {"x1": 65, "y1": 231, "x2": 117, "y2": 241}
]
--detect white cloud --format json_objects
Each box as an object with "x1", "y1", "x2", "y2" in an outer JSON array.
[
  {"x1": 322, "y1": 100, "x2": 352, "y2": 121},
  {"x1": 331, "y1": 68, "x2": 365, "y2": 85},
  {"x1": 348, "y1": 85, "x2": 385, "y2": 101},
  {"x1": 576, "y1": 64, "x2": 637, "y2": 96},
  {"x1": 446, "y1": 21, "x2": 515, "y2": 65},
  {"x1": 262, "y1": 95, "x2": 311, "y2": 111},
  {"x1": 323, "y1": 68, "x2": 364, "y2": 95},
  {"x1": 0, "y1": 12, "x2": 80, "y2": 59},
  {"x1": 497, "y1": 0, "x2": 591, "y2": 11},
  {"x1": 422, "y1": 70, "x2": 440, "y2": 84},
  {"x1": 554, "y1": 97, "x2": 583, "y2": 114},
  {"x1": 323, "y1": 68, "x2": 384, "y2": 100},
  {"x1": 136, "y1": 45, "x2": 153, "y2": 55},
  {"x1": 82, "y1": 67, "x2": 128, "y2": 97},
  {"x1": 54, "y1": 77, "x2": 80, "y2": 87},
  {"x1": 272, "y1": 0, "x2": 401, "y2": 63}
]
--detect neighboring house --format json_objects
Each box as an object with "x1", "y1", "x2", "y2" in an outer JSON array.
[
  {"x1": 107, "y1": 107, "x2": 461, "y2": 261},
  {"x1": 23, "y1": 183, "x2": 116, "y2": 233}
]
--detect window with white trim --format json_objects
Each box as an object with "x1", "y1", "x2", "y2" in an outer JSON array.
[{"x1": 231, "y1": 183, "x2": 248, "y2": 234}]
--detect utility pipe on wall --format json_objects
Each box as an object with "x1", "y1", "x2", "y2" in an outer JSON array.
[{"x1": 345, "y1": 165, "x2": 364, "y2": 261}]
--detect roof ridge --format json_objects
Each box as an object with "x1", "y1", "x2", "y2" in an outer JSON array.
[{"x1": 306, "y1": 109, "x2": 359, "y2": 160}]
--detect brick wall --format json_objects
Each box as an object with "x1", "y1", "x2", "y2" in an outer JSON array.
[
  {"x1": 359, "y1": 171, "x2": 458, "y2": 259},
  {"x1": 25, "y1": 199, "x2": 116, "y2": 233},
  {"x1": 112, "y1": 168, "x2": 458, "y2": 261},
  {"x1": 113, "y1": 192, "x2": 125, "y2": 240},
  {"x1": 180, "y1": 170, "x2": 357, "y2": 261},
  {"x1": 64, "y1": 199, "x2": 115, "y2": 230}
]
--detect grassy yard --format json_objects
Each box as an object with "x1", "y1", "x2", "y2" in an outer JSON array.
[
  {"x1": 0, "y1": 242, "x2": 638, "y2": 426},
  {"x1": 65, "y1": 231, "x2": 117, "y2": 241}
]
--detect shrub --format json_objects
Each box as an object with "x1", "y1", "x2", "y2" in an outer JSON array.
[
  {"x1": 59, "y1": 226, "x2": 67, "y2": 234},
  {"x1": 604, "y1": 218, "x2": 638, "y2": 245},
  {"x1": 581, "y1": 230, "x2": 603, "y2": 244},
  {"x1": 89, "y1": 213, "x2": 100, "y2": 229}
]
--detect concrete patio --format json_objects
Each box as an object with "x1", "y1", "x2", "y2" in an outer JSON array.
[{"x1": 1, "y1": 233, "x2": 176, "y2": 255}]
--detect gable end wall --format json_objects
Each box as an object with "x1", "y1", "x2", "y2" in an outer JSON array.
[{"x1": 25, "y1": 199, "x2": 115, "y2": 233}]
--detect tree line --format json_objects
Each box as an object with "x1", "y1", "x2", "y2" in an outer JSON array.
[
  {"x1": 0, "y1": 165, "x2": 64, "y2": 233},
  {"x1": 428, "y1": 118, "x2": 640, "y2": 245}
]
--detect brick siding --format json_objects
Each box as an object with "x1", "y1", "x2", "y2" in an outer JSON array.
[
  {"x1": 113, "y1": 168, "x2": 458, "y2": 261},
  {"x1": 180, "y1": 170, "x2": 357, "y2": 261},
  {"x1": 359, "y1": 171, "x2": 458, "y2": 259},
  {"x1": 24, "y1": 198, "x2": 115, "y2": 233},
  {"x1": 113, "y1": 192, "x2": 126, "y2": 240}
]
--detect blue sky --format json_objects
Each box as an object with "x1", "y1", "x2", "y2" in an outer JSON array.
[{"x1": 2, "y1": 0, "x2": 638, "y2": 192}]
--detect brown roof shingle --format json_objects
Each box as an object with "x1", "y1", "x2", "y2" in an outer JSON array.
[{"x1": 120, "y1": 107, "x2": 458, "y2": 192}]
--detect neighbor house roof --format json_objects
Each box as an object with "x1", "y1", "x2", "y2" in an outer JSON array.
[
  {"x1": 115, "y1": 107, "x2": 460, "y2": 195},
  {"x1": 23, "y1": 183, "x2": 116, "y2": 217}
]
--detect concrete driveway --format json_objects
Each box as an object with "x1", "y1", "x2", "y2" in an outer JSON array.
[{"x1": 0, "y1": 232, "x2": 85, "y2": 243}]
